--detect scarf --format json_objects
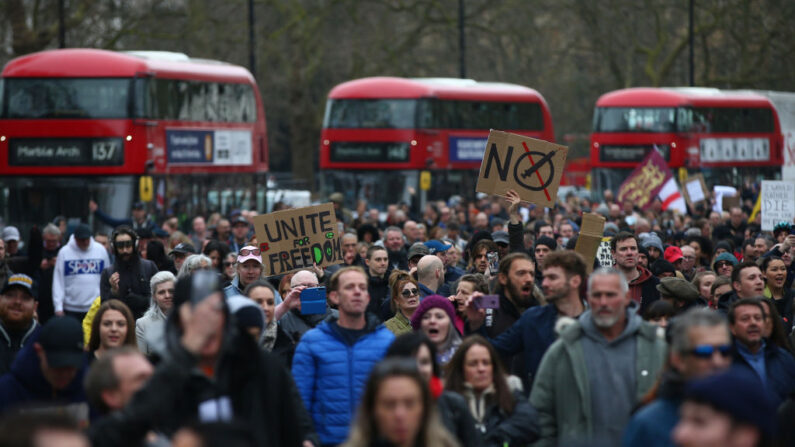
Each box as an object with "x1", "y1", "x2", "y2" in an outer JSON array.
[{"x1": 261, "y1": 320, "x2": 278, "y2": 351}]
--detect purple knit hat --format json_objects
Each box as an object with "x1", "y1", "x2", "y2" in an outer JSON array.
[{"x1": 410, "y1": 295, "x2": 457, "y2": 331}]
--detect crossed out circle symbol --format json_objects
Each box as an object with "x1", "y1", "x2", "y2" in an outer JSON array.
[{"x1": 513, "y1": 151, "x2": 555, "y2": 191}]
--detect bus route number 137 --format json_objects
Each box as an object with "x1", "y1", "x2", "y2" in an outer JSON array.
[{"x1": 91, "y1": 139, "x2": 122, "y2": 164}]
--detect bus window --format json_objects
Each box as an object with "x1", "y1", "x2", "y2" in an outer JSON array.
[
  {"x1": 325, "y1": 99, "x2": 417, "y2": 129},
  {"x1": 594, "y1": 107, "x2": 676, "y2": 133},
  {"x1": 686, "y1": 107, "x2": 774, "y2": 133},
  {"x1": 4, "y1": 79, "x2": 131, "y2": 119}
]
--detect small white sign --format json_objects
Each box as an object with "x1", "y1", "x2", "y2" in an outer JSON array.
[{"x1": 761, "y1": 180, "x2": 795, "y2": 231}]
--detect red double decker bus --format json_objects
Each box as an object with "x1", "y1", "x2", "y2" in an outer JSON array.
[
  {"x1": 590, "y1": 87, "x2": 784, "y2": 194},
  {"x1": 0, "y1": 49, "x2": 268, "y2": 230},
  {"x1": 319, "y1": 77, "x2": 556, "y2": 205}
]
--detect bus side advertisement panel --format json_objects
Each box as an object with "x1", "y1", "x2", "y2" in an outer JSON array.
[
  {"x1": 166, "y1": 129, "x2": 252, "y2": 166},
  {"x1": 449, "y1": 136, "x2": 488, "y2": 162}
]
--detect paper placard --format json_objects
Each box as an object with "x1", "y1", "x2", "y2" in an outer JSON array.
[
  {"x1": 761, "y1": 180, "x2": 795, "y2": 231},
  {"x1": 476, "y1": 130, "x2": 568, "y2": 207},
  {"x1": 574, "y1": 213, "x2": 606, "y2": 274},
  {"x1": 252, "y1": 203, "x2": 343, "y2": 276},
  {"x1": 683, "y1": 174, "x2": 708, "y2": 209},
  {"x1": 713, "y1": 185, "x2": 738, "y2": 213}
]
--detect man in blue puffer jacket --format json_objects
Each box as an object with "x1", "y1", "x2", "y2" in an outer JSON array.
[{"x1": 292, "y1": 266, "x2": 395, "y2": 446}]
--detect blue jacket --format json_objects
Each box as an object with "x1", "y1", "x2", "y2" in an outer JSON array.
[
  {"x1": 482, "y1": 302, "x2": 559, "y2": 388},
  {"x1": 292, "y1": 314, "x2": 394, "y2": 444},
  {"x1": 0, "y1": 330, "x2": 87, "y2": 414},
  {"x1": 622, "y1": 373, "x2": 685, "y2": 447},
  {"x1": 732, "y1": 340, "x2": 795, "y2": 406}
]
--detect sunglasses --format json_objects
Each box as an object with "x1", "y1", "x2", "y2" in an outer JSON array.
[
  {"x1": 223, "y1": 261, "x2": 234, "y2": 267},
  {"x1": 239, "y1": 248, "x2": 261, "y2": 257},
  {"x1": 115, "y1": 240, "x2": 134, "y2": 249},
  {"x1": 401, "y1": 288, "x2": 419, "y2": 298},
  {"x1": 715, "y1": 261, "x2": 732, "y2": 268},
  {"x1": 689, "y1": 344, "x2": 731, "y2": 359}
]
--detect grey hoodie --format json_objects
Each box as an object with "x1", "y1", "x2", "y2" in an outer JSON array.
[{"x1": 579, "y1": 303, "x2": 642, "y2": 447}]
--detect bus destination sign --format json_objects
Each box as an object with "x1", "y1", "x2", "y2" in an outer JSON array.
[{"x1": 9, "y1": 138, "x2": 124, "y2": 166}]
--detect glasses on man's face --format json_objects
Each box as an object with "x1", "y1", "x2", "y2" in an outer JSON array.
[
  {"x1": 401, "y1": 288, "x2": 419, "y2": 298},
  {"x1": 239, "y1": 248, "x2": 261, "y2": 257},
  {"x1": 715, "y1": 261, "x2": 732, "y2": 269},
  {"x1": 115, "y1": 240, "x2": 134, "y2": 249},
  {"x1": 223, "y1": 261, "x2": 234, "y2": 267},
  {"x1": 689, "y1": 344, "x2": 731, "y2": 359},
  {"x1": 294, "y1": 283, "x2": 318, "y2": 289}
]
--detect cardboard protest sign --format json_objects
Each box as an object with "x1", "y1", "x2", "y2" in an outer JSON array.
[
  {"x1": 574, "y1": 213, "x2": 606, "y2": 274},
  {"x1": 761, "y1": 180, "x2": 795, "y2": 231},
  {"x1": 682, "y1": 174, "x2": 708, "y2": 209},
  {"x1": 476, "y1": 130, "x2": 568, "y2": 207},
  {"x1": 616, "y1": 150, "x2": 671, "y2": 210},
  {"x1": 722, "y1": 194, "x2": 741, "y2": 212},
  {"x1": 252, "y1": 203, "x2": 342, "y2": 276}
]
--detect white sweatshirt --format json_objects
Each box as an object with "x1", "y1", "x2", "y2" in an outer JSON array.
[{"x1": 52, "y1": 235, "x2": 111, "y2": 313}]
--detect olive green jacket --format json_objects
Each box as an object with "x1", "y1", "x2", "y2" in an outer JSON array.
[
  {"x1": 384, "y1": 311, "x2": 412, "y2": 336},
  {"x1": 529, "y1": 317, "x2": 666, "y2": 447}
]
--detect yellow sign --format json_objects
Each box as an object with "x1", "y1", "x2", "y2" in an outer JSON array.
[
  {"x1": 420, "y1": 171, "x2": 431, "y2": 191},
  {"x1": 139, "y1": 176, "x2": 153, "y2": 202}
]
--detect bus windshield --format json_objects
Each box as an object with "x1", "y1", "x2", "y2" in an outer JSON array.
[
  {"x1": 2, "y1": 78, "x2": 132, "y2": 119},
  {"x1": 594, "y1": 107, "x2": 677, "y2": 133},
  {"x1": 324, "y1": 99, "x2": 418, "y2": 128},
  {"x1": 324, "y1": 98, "x2": 545, "y2": 130}
]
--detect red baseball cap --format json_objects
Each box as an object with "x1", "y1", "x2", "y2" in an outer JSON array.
[{"x1": 664, "y1": 246, "x2": 684, "y2": 264}]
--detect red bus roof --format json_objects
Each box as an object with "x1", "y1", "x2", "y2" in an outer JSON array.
[
  {"x1": 328, "y1": 77, "x2": 548, "y2": 102},
  {"x1": 2, "y1": 48, "x2": 255, "y2": 84},
  {"x1": 596, "y1": 87, "x2": 774, "y2": 108}
]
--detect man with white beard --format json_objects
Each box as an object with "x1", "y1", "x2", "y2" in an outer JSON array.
[{"x1": 530, "y1": 267, "x2": 667, "y2": 447}]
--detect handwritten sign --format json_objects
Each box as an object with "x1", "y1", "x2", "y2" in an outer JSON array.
[
  {"x1": 617, "y1": 150, "x2": 670, "y2": 210},
  {"x1": 476, "y1": 130, "x2": 568, "y2": 207},
  {"x1": 761, "y1": 181, "x2": 795, "y2": 231},
  {"x1": 252, "y1": 203, "x2": 342, "y2": 276}
]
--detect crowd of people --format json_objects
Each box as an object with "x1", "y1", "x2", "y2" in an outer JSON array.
[{"x1": 0, "y1": 185, "x2": 794, "y2": 447}]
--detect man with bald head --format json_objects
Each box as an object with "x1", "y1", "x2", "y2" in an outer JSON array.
[
  {"x1": 403, "y1": 220, "x2": 420, "y2": 245},
  {"x1": 275, "y1": 269, "x2": 338, "y2": 344},
  {"x1": 416, "y1": 255, "x2": 449, "y2": 298}
]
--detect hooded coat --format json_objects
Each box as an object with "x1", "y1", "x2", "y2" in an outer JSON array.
[
  {"x1": 52, "y1": 235, "x2": 110, "y2": 313},
  {"x1": 100, "y1": 238, "x2": 157, "y2": 320},
  {"x1": 88, "y1": 297, "x2": 317, "y2": 447},
  {"x1": 529, "y1": 307, "x2": 666, "y2": 447}
]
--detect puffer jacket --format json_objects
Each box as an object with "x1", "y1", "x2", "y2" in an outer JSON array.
[{"x1": 292, "y1": 314, "x2": 395, "y2": 445}]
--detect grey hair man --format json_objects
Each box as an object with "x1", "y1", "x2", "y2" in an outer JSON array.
[{"x1": 530, "y1": 267, "x2": 667, "y2": 447}]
